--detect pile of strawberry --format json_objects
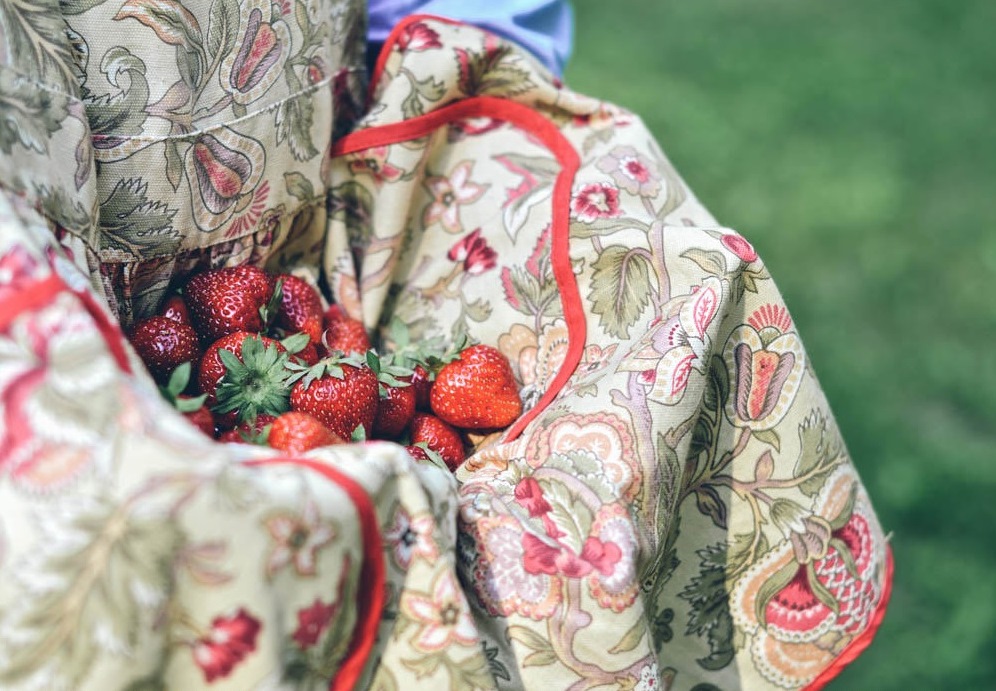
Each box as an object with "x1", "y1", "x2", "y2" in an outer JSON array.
[{"x1": 127, "y1": 265, "x2": 522, "y2": 470}]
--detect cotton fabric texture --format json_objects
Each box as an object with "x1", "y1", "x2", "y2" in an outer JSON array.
[{"x1": 0, "y1": 4, "x2": 891, "y2": 690}]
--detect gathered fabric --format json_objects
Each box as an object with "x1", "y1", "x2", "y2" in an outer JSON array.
[{"x1": 0, "y1": 5, "x2": 890, "y2": 689}]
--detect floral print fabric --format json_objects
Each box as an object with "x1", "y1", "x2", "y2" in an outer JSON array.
[{"x1": 0, "y1": 7, "x2": 890, "y2": 691}]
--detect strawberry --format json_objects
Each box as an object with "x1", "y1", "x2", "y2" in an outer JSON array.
[
  {"x1": 289, "y1": 355, "x2": 379, "y2": 441},
  {"x1": 373, "y1": 381, "x2": 416, "y2": 439},
  {"x1": 274, "y1": 275, "x2": 324, "y2": 342},
  {"x1": 269, "y1": 412, "x2": 343, "y2": 453},
  {"x1": 322, "y1": 315, "x2": 370, "y2": 355},
  {"x1": 185, "y1": 265, "x2": 274, "y2": 344},
  {"x1": 129, "y1": 315, "x2": 201, "y2": 385},
  {"x1": 409, "y1": 413, "x2": 465, "y2": 471},
  {"x1": 430, "y1": 344, "x2": 522, "y2": 430},
  {"x1": 157, "y1": 362, "x2": 213, "y2": 437},
  {"x1": 199, "y1": 333, "x2": 292, "y2": 429},
  {"x1": 217, "y1": 413, "x2": 276, "y2": 444},
  {"x1": 160, "y1": 295, "x2": 192, "y2": 326},
  {"x1": 183, "y1": 400, "x2": 215, "y2": 437},
  {"x1": 411, "y1": 364, "x2": 433, "y2": 410},
  {"x1": 368, "y1": 351, "x2": 416, "y2": 439}
]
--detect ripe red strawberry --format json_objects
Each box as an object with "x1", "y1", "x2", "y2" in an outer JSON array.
[
  {"x1": 160, "y1": 295, "x2": 192, "y2": 326},
  {"x1": 269, "y1": 412, "x2": 343, "y2": 453},
  {"x1": 185, "y1": 265, "x2": 274, "y2": 344},
  {"x1": 217, "y1": 413, "x2": 276, "y2": 444},
  {"x1": 274, "y1": 274, "x2": 324, "y2": 342},
  {"x1": 182, "y1": 400, "x2": 215, "y2": 437},
  {"x1": 373, "y1": 382, "x2": 416, "y2": 439},
  {"x1": 411, "y1": 364, "x2": 433, "y2": 410},
  {"x1": 129, "y1": 315, "x2": 201, "y2": 384},
  {"x1": 405, "y1": 443, "x2": 451, "y2": 472},
  {"x1": 409, "y1": 413, "x2": 465, "y2": 471},
  {"x1": 292, "y1": 340, "x2": 320, "y2": 366},
  {"x1": 430, "y1": 344, "x2": 522, "y2": 430},
  {"x1": 289, "y1": 356, "x2": 379, "y2": 441},
  {"x1": 322, "y1": 315, "x2": 370, "y2": 355},
  {"x1": 199, "y1": 332, "x2": 292, "y2": 429}
]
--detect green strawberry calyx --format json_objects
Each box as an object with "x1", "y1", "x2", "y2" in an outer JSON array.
[{"x1": 213, "y1": 335, "x2": 293, "y2": 422}]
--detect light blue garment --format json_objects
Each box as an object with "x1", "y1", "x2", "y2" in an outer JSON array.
[{"x1": 367, "y1": 0, "x2": 573, "y2": 76}]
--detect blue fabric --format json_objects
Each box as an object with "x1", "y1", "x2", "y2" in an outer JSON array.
[{"x1": 367, "y1": 0, "x2": 573, "y2": 76}]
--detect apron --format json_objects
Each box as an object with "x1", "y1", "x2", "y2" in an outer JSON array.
[{"x1": 0, "y1": 4, "x2": 892, "y2": 688}]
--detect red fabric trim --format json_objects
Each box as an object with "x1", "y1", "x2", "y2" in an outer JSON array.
[
  {"x1": 70, "y1": 284, "x2": 133, "y2": 374},
  {"x1": 0, "y1": 273, "x2": 65, "y2": 332},
  {"x1": 332, "y1": 97, "x2": 584, "y2": 442},
  {"x1": 246, "y1": 457, "x2": 385, "y2": 691},
  {"x1": 368, "y1": 14, "x2": 464, "y2": 106},
  {"x1": 803, "y1": 546, "x2": 895, "y2": 691}
]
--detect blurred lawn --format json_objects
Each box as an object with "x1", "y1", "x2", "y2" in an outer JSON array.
[{"x1": 567, "y1": 0, "x2": 996, "y2": 688}]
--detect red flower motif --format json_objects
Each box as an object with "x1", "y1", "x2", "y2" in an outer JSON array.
[
  {"x1": 192, "y1": 608, "x2": 261, "y2": 683},
  {"x1": 514, "y1": 477, "x2": 552, "y2": 517},
  {"x1": 721, "y1": 233, "x2": 758, "y2": 263},
  {"x1": 292, "y1": 598, "x2": 336, "y2": 649},
  {"x1": 571, "y1": 182, "x2": 621, "y2": 223},
  {"x1": 447, "y1": 228, "x2": 497, "y2": 275},
  {"x1": 397, "y1": 22, "x2": 442, "y2": 52}
]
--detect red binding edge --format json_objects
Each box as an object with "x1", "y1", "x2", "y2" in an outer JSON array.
[
  {"x1": 332, "y1": 96, "x2": 583, "y2": 442},
  {"x1": 246, "y1": 457, "x2": 386, "y2": 691},
  {"x1": 0, "y1": 273, "x2": 65, "y2": 332},
  {"x1": 803, "y1": 546, "x2": 895, "y2": 690}
]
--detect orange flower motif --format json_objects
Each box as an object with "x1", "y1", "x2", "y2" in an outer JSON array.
[
  {"x1": 263, "y1": 499, "x2": 335, "y2": 578},
  {"x1": 422, "y1": 161, "x2": 487, "y2": 233},
  {"x1": 347, "y1": 146, "x2": 402, "y2": 186},
  {"x1": 400, "y1": 571, "x2": 478, "y2": 652}
]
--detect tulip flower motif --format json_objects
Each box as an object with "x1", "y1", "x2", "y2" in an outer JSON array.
[
  {"x1": 722, "y1": 304, "x2": 805, "y2": 431},
  {"x1": 397, "y1": 21, "x2": 442, "y2": 52},
  {"x1": 219, "y1": 0, "x2": 290, "y2": 105},
  {"x1": 447, "y1": 228, "x2": 497, "y2": 275},
  {"x1": 191, "y1": 608, "x2": 261, "y2": 682}
]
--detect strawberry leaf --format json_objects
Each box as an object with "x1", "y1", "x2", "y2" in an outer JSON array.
[
  {"x1": 164, "y1": 361, "x2": 192, "y2": 398},
  {"x1": 259, "y1": 278, "x2": 283, "y2": 326},
  {"x1": 350, "y1": 425, "x2": 366, "y2": 442},
  {"x1": 281, "y1": 332, "x2": 311, "y2": 354},
  {"x1": 174, "y1": 394, "x2": 207, "y2": 413}
]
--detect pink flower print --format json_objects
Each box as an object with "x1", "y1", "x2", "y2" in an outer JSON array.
[
  {"x1": 225, "y1": 179, "x2": 269, "y2": 238},
  {"x1": 264, "y1": 500, "x2": 335, "y2": 577},
  {"x1": 634, "y1": 662, "x2": 661, "y2": 691},
  {"x1": 347, "y1": 146, "x2": 402, "y2": 186},
  {"x1": 721, "y1": 232, "x2": 759, "y2": 263},
  {"x1": 401, "y1": 571, "x2": 478, "y2": 652},
  {"x1": 597, "y1": 146, "x2": 662, "y2": 198},
  {"x1": 191, "y1": 608, "x2": 261, "y2": 683},
  {"x1": 292, "y1": 598, "x2": 336, "y2": 649},
  {"x1": 384, "y1": 508, "x2": 439, "y2": 570},
  {"x1": 571, "y1": 182, "x2": 621, "y2": 223},
  {"x1": 423, "y1": 161, "x2": 487, "y2": 233},
  {"x1": 447, "y1": 228, "x2": 497, "y2": 275},
  {"x1": 397, "y1": 21, "x2": 442, "y2": 52},
  {"x1": 0, "y1": 246, "x2": 43, "y2": 303},
  {"x1": 514, "y1": 477, "x2": 552, "y2": 517}
]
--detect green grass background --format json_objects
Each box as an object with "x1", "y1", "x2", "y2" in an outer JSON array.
[{"x1": 566, "y1": 1, "x2": 996, "y2": 688}]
